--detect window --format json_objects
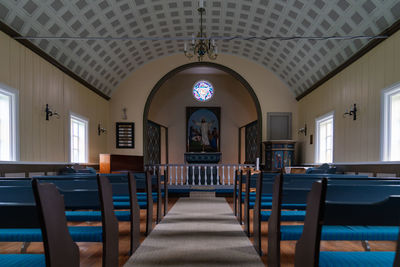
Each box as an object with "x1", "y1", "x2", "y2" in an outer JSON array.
[
  {"x1": 0, "y1": 84, "x2": 18, "y2": 161},
  {"x1": 193, "y1": 80, "x2": 214, "y2": 102},
  {"x1": 70, "y1": 114, "x2": 88, "y2": 163},
  {"x1": 382, "y1": 83, "x2": 400, "y2": 161},
  {"x1": 315, "y1": 112, "x2": 334, "y2": 164}
]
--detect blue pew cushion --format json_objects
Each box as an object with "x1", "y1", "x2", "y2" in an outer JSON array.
[
  {"x1": 280, "y1": 226, "x2": 399, "y2": 241},
  {"x1": 113, "y1": 201, "x2": 147, "y2": 209},
  {"x1": 66, "y1": 210, "x2": 131, "y2": 222},
  {"x1": 249, "y1": 201, "x2": 307, "y2": 209},
  {"x1": 319, "y1": 251, "x2": 395, "y2": 267},
  {"x1": 0, "y1": 254, "x2": 45, "y2": 267},
  {"x1": 260, "y1": 210, "x2": 306, "y2": 222},
  {"x1": 0, "y1": 226, "x2": 103, "y2": 242}
]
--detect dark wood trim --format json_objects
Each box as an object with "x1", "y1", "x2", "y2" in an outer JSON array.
[
  {"x1": 238, "y1": 127, "x2": 242, "y2": 163},
  {"x1": 147, "y1": 121, "x2": 168, "y2": 164},
  {"x1": 0, "y1": 21, "x2": 110, "y2": 100},
  {"x1": 165, "y1": 127, "x2": 169, "y2": 164},
  {"x1": 297, "y1": 19, "x2": 400, "y2": 101},
  {"x1": 143, "y1": 62, "x2": 263, "y2": 164},
  {"x1": 147, "y1": 120, "x2": 162, "y2": 164}
]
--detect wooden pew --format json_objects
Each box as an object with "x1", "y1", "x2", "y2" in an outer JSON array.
[
  {"x1": 295, "y1": 179, "x2": 400, "y2": 267},
  {"x1": 0, "y1": 175, "x2": 121, "y2": 267},
  {"x1": 248, "y1": 172, "x2": 392, "y2": 237},
  {"x1": 0, "y1": 180, "x2": 80, "y2": 267},
  {"x1": 264, "y1": 174, "x2": 400, "y2": 266}
]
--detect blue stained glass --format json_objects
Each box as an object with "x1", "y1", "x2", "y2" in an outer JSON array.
[{"x1": 193, "y1": 81, "x2": 214, "y2": 102}]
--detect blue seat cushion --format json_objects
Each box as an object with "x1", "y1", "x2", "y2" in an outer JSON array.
[
  {"x1": 280, "y1": 226, "x2": 399, "y2": 241},
  {"x1": 249, "y1": 202, "x2": 307, "y2": 209},
  {"x1": 242, "y1": 196, "x2": 273, "y2": 203},
  {"x1": 0, "y1": 254, "x2": 45, "y2": 267},
  {"x1": 260, "y1": 210, "x2": 306, "y2": 222},
  {"x1": 113, "y1": 192, "x2": 164, "y2": 201},
  {"x1": 0, "y1": 226, "x2": 103, "y2": 242},
  {"x1": 319, "y1": 251, "x2": 395, "y2": 267},
  {"x1": 66, "y1": 210, "x2": 131, "y2": 222},
  {"x1": 113, "y1": 201, "x2": 147, "y2": 209}
]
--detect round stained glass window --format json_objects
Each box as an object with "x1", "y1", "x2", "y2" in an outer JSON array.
[{"x1": 193, "y1": 81, "x2": 214, "y2": 102}]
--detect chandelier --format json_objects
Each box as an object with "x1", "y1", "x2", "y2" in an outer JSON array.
[{"x1": 184, "y1": 0, "x2": 218, "y2": 61}]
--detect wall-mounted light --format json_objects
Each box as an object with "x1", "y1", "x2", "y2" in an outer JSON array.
[
  {"x1": 343, "y1": 103, "x2": 357, "y2": 120},
  {"x1": 298, "y1": 123, "x2": 307, "y2": 136},
  {"x1": 45, "y1": 104, "x2": 59, "y2": 120},
  {"x1": 98, "y1": 124, "x2": 107, "y2": 135}
]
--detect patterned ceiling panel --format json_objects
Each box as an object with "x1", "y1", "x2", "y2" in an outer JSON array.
[{"x1": 0, "y1": 0, "x2": 399, "y2": 97}]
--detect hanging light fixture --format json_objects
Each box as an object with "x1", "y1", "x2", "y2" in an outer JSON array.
[{"x1": 184, "y1": 0, "x2": 218, "y2": 61}]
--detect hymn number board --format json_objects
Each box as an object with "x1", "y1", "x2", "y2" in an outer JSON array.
[{"x1": 116, "y1": 122, "x2": 134, "y2": 148}]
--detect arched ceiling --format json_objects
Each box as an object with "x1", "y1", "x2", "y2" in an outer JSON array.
[{"x1": 0, "y1": 0, "x2": 399, "y2": 98}]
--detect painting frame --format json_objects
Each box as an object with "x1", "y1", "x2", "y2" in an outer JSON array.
[{"x1": 186, "y1": 107, "x2": 221, "y2": 152}]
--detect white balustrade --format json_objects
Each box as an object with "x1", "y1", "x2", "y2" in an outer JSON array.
[
  {"x1": 146, "y1": 163, "x2": 255, "y2": 187},
  {"x1": 198, "y1": 166, "x2": 201, "y2": 185},
  {"x1": 186, "y1": 166, "x2": 189, "y2": 185},
  {"x1": 168, "y1": 166, "x2": 172, "y2": 185},
  {"x1": 175, "y1": 166, "x2": 178, "y2": 185},
  {"x1": 192, "y1": 165, "x2": 195, "y2": 185},
  {"x1": 210, "y1": 166, "x2": 214, "y2": 185},
  {"x1": 222, "y1": 166, "x2": 225, "y2": 185},
  {"x1": 227, "y1": 166, "x2": 231, "y2": 185},
  {"x1": 216, "y1": 166, "x2": 220, "y2": 185}
]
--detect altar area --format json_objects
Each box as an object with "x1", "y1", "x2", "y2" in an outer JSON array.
[{"x1": 184, "y1": 152, "x2": 221, "y2": 185}]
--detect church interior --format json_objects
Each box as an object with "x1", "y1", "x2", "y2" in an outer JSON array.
[{"x1": 1, "y1": 0, "x2": 400, "y2": 266}]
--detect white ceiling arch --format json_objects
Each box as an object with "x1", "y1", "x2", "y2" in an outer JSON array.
[{"x1": 0, "y1": 0, "x2": 399, "y2": 97}]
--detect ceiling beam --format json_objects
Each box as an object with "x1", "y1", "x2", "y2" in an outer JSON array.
[
  {"x1": 0, "y1": 21, "x2": 110, "y2": 101},
  {"x1": 296, "y1": 18, "x2": 400, "y2": 101}
]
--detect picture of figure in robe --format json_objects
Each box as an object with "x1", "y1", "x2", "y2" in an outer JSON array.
[
  {"x1": 187, "y1": 107, "x2": 220, "y2": 152},
  {"x1": 192, "y1": 118, "x2": 214, "y2": 146}
]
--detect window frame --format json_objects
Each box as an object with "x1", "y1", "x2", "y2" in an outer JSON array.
[
  {"x1": 315, "y1": 111, "x2": 334, "y2": 164},
  {"x1": 69, "y1": 112, "x2": 89, "y2": 163},
  {"x1": 0, "y1": 83, "x2": 19, "y2": 161},
  {"x1": 381, "y1": 82, "x2": 400, "y2": 161}
]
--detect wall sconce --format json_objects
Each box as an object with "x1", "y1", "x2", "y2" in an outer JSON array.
[
  {"x1": 45, "y1": 104, "x2": 59, "y2": 120},
  {"x1": 98, "y1": 124, "x2": 107, "y2": 135},
  {"x1": 343, "y1": 103, "x2": 357, "y2": 120},
  {"x1": 298, "y1": 123, "x2": 307, "y2": 136}
]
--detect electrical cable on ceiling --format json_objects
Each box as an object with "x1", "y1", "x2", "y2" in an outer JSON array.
[{"x1": 13, "y1": 35, "x2": 388, "y2": 41}]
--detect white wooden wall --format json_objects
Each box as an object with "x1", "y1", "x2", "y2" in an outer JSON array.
[
  {"x1": 0, "y1": 31, "x2": 109, "y2": 163},
  {"x1": 298, "y1": 31, "x2": 400, "y2": 163}
]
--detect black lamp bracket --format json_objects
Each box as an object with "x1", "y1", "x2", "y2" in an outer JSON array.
[
  {"x1": 343, "y1": 103, "x2": 357, "y2": 120},
  {"x1": 45, "y1": 104, "x2": 59, "y2": 120}
]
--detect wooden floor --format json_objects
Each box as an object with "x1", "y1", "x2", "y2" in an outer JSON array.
[{"x1": 0, "y1": 197, "x2": 396, "y2": 266}]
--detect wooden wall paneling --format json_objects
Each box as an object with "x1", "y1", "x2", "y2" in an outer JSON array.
[
  {"x1": 0, "y1": 33, "x2": 10, "y2": 83},
  {"x1": 22, "y1": 47, "x2": 34, "y2": 161},
  {"x1": 0, "y1": 32, "x2": 109, "y2": 163},
  {"x1": 298, "y1": 32, "x2": 400, "y2": 163},
  {"x1": 395, "y1": 33, "x2": 400, "y2": 78},
  {"x1": 360, "y1": 56, "x2": 369, "y2": 162}
]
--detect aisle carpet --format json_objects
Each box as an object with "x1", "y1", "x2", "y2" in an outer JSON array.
[{"x1": 124, "y1": 195, "x2": 264, "y2": 267}]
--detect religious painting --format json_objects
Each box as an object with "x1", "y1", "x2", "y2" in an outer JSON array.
[{"x1": 186, "y1": 107, "x2": 220, "y2": 152}]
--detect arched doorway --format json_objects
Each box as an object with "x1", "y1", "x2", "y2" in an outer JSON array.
[{"x1": 143, "y1": 62, "x2": 262, "y2": 164}]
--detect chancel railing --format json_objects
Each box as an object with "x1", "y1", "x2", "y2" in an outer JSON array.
[{"x1": 145, "y1": 163, "x2": 255, "y2": 186}]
